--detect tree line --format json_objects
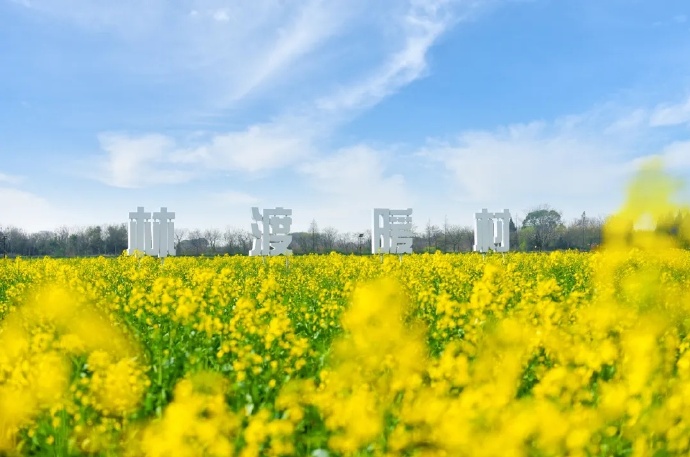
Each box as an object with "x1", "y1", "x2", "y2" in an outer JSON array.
[
  {"x1": 1, "y1": 207, "x2": 687, "y2": 258},
  {"x1": 0, "y1": 224, "x2": 129, "y2": 257}
]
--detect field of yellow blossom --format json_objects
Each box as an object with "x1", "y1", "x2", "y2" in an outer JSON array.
[{"x1": 1, "y1": 162, "x2": 690, "y2": 457}]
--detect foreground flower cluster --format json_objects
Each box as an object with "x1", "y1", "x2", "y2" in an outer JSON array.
[{"x1": 1, "y1": 163, "x2": 690, "y2": 456}]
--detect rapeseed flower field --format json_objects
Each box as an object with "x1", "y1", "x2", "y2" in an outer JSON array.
[{"x1": 2, "y1": 163, "x2": 690, "y2": 456}]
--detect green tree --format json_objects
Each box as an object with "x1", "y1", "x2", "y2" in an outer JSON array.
[
  {"x1": 522, "y1": 207, "x2": 563, "y2": 251},
  {"x1": 105, "y1": 224, "x2": 128, "y2": 255}
]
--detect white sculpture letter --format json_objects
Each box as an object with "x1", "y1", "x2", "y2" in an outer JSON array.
[
  {"x1": 474, "y1": 208, "x2": 511, "y2": 253},
  {"x1": 152, "y1": 207, "x2": 176, "y2": 258},
  {"x1": 128, "y1": 207, "x2": 151, "y2": 255},
  {"x1": 128, "y1": 206, "x2": 176, "y2": 257},
  {"x1": 249, "y1": 207, "x2": 293, "y2": 256},
  {"x1": 372, "y1": 208, "x2": 413, "y2": 254},
  {"x1": 493, "y1": 209, "x2": 510, "y2": 253}
]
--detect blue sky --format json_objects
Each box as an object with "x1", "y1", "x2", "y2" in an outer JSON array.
[{"x1": 1, "y1": 0, "x2": 690, "y2": 233}]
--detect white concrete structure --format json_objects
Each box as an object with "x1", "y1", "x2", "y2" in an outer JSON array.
[
  {"x1": 249, "y1": 207, "x2": 293, "y2": 256},
  {"x1": 372, "y1": 208, "x2": 413, "y2": 254},
  {"x1": 128, "y1": 207, "x2": 151, "y2": 255},
  {"x1": 151, "y1": 207, "x2": 176, "y2": 258},
  {"x1": 474, "y1": 208, "x2": 511, "y2": 253},
  {"x1": 128, "y1": 206, "x2": 176, "y2": 257}
]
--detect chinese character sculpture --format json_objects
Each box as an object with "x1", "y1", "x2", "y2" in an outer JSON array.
[
  {"x1": 249, "y1": 207, "x2": 293, "y2": 256},
  {"x1": 372, "y1": 208, "x2": 413, "y2": 254},
  {"x1": 474, "y1": 208, "x2": 510, "y2": 253},
  {"x1": 128, "y1": 206, "x2": 176, "y2": 257},
  {"x1": 128, "y1": 207, "x2": 151, "y2": 255},
  {"x1": 151, "y1": 207, "x2": 176, "y2": 257}
]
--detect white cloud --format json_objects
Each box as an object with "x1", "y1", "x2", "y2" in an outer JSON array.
[
  {"x1": 418, "y1": 100, "x2": 690, "y2": 222},
  {"x1": 649, "y1": 96, "x2": 690, "y2": 127},
  {"x1": 634, "y1": 141, "x2": 690, "y2": 170},
  {"x1": 98, "y1": 119, "x2": 315, "y2": 187},
  {"x1": 228, "y1": 1, "x2": 355, "y2": 102},
  {"x1": 212, "y1": 9, "x2": 229, "y2": 22},
  {"x1": 422, "y1": 122, "x2": 627, "y2": 204},
  {"x1": 298, "y1": 145, "x2": 413, "y2": 229},
  {"x1": 411, "y1": 90, "x2": 690, "y2": 226},
  {"x1": 19, "y1": 0, "x2": 360, "y2": 105},
  {"x1": 316, "y1": 0, "x2": 475, "y2": 112},
  {"x1": 0, "y1": 187, "x2": 60, "y2": 232},
  {"x1": 201, "y1": 121, "x2": 315, "y2": 173},
  {"x1": 91, "y1": 0, "x2": 476, "y2": 187},
  {"x1": 0, "y1": 172, "x2": 23, "y2": 185},
  {"x1": 660, "y1": 141, "x2": 690, "y2": 169},
  {"x1": 20, "y1": 0, "x2": 484, "y2": 113},
  {"x1": 98, "y1": 133, "x2": 199, "y2": 188},
  {"x1": 604, "y1": 108, "x2": 648, "y2": 134},
  {"x1": 37, "y1": 0, "x2": 690, "y2": 230},
  {"x1": 14, "y1": 0, "x2": 690, "y2": 233},
  {"x1": 301, "y1": 145, "x2": 409, "y2": 203}
]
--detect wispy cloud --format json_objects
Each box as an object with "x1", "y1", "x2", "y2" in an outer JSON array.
[
  {"x1": 315, "y1": 0, "x2": 458, "y2": 113},
  {"x1": 211, "y1": 9, "x2": 230, "y2": 23},
  {"x1": 0, "y1": 187, "x2": 59, "y2": 231},
  {"x1": 227, "y1": 0, "x2": 356, "y2": 102},
  {"x1": 197, "y1": 120, "x2": 317, "y2": 173},
  {"x1": 0, "y1": 172, "x2": 23, "y2": 185},
  {"x1": 18, "y1": 0, "x2": 361, "y2": 106},
  {"x1": 604, "y1": 108, "x2": 648, "y2": 134},
  {"x1": 637, "y1": 140, "x2": 690, "y2": 170},
  {"x1": 297, "y1": 144, "x2": 414, "y2": 230},
  {"x1": 91, "y1": 0, "x2": 480, "y2": 188},
  {"x1": 649, "y1": 96, "x2": 690, "y2": 127},
  {"x1": 300, "y1": 145, "x2": 411, "y2": 205},
  {"x1": 97, "y1": 117, "x2": 317, "y2": 187},
  {"x1": 420, "y1": 97, "x2": 690, "y2": 220},
  {"x1": 98, "y1": 133, "x2": 199, "y2": 188},
  {"x1": 315, "y1": 0, "x2": 497, "y2": 114},
  {"x1": 421, "y1": 122, "x2": 627, "y2": 202}
]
